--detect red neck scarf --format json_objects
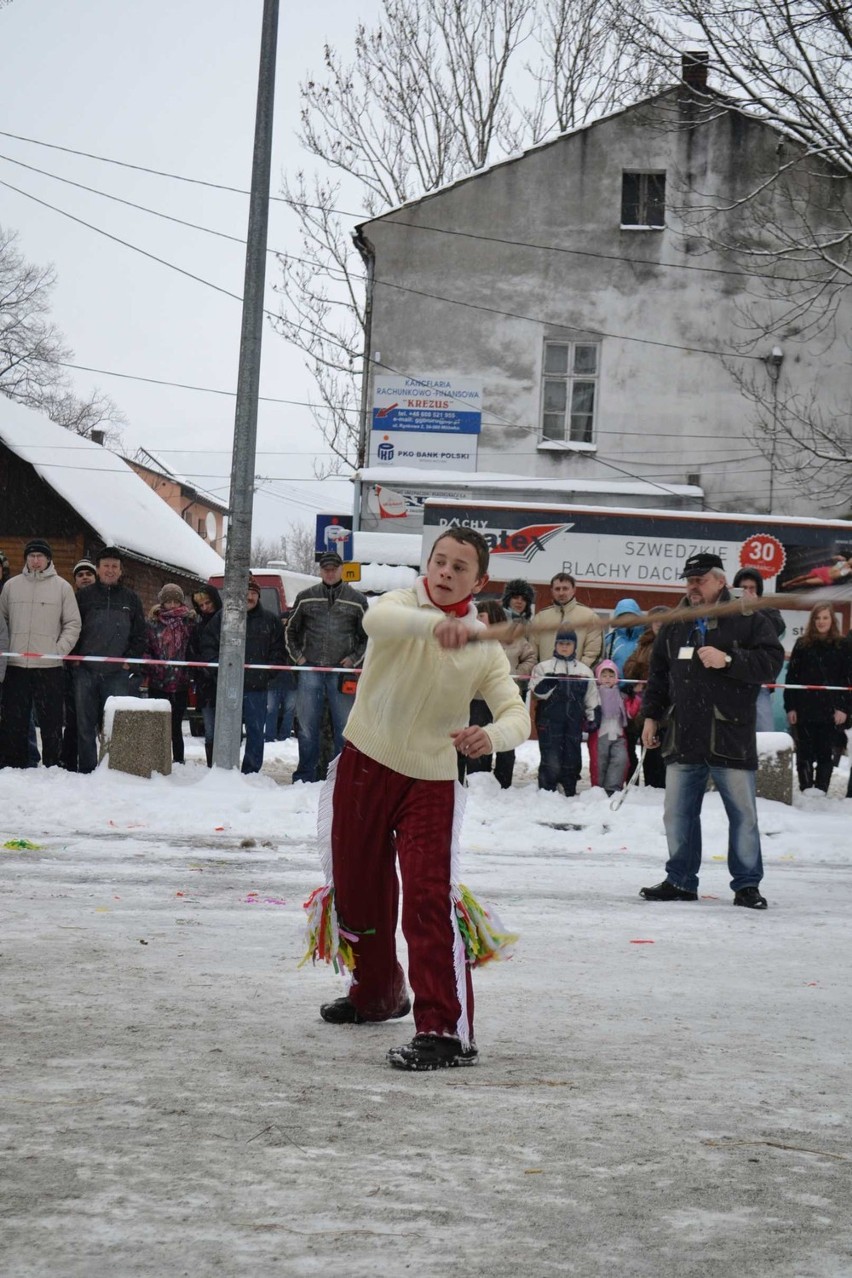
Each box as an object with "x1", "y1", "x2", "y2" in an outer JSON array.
[{"x1": 423, "y1": 579, "x2": 473, "y2": 618}]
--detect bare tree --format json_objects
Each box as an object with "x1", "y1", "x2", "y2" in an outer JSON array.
[
  {"x1": 0, "y1": 226, "x2": 70, "y2": 404},
  {"x1": 273, "y1": 0, "x2": 651, "y2": 468},
  {"x1": 521, "y1": 0, "x2": 665, "y2": 140},
  {"x1": 0, "y1": 225, "x2": 126, "y2": 439},
  {"x1": 284, "y1": 523, "x2": 320, "y2": 574},
  {"x1": 251, "y1": 525, "x2": 317, "y2": 574},
  {"x1": 37, "y1": 387, "x2": 127, "y2": 444},
  {"x1": 251, "y1": 534, "x2": 289, "y2": 567},
  {"x1": 608, "y1": 1, "x2": 852, "y2": 500},
  {"x1": 620, "y1": 0, "x2": 851, "y2": 174},
  {"x1": 613, "y1": 5, "x2": 852, "y2": 317},
  {"x1": 726, "y1": 357, "x2": 851, "y2": 510}
]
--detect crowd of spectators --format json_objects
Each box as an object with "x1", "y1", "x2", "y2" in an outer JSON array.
[{"x1": 1, "y1": 543, "x2": 851, "y2": 803}]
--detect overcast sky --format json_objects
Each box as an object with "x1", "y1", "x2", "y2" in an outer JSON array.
[{"x1": 0, "y1": 0, "x2": 381, "y2": 546}]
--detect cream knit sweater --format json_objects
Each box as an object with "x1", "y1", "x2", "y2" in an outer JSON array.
[{"x1": 344, "y1": 579, "x2": 531, "y2": 780}]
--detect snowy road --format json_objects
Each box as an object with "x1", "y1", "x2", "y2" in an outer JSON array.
[{"x1": 1, "y1": 741, "x2": 851, "y2": 1277}]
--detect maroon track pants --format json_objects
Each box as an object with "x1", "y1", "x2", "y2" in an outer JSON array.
[{"x1": 329, "y1": 743, "x2": 474, "y2": 1041}]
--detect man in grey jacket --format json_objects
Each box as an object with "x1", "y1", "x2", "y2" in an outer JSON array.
[
  {"x1": 286, "y1": 552, "x2": 368, "y2": 782},
  {"x1": 0, "y1": 539, "x2": 81, "y2": 769}
]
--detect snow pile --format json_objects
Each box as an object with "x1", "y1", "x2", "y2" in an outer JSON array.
[
  {"x1": 0, "y1": 736, "x2": 849, "y2": 865},
  {"x1": 756, "y1": 731, "x2": 795, "y2": 756},
  {"x1": 102, "y1": 696, "x2": 171, "y2": 741}
]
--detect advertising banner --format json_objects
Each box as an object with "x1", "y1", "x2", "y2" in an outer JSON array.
[
  {"x1": 421, "y1": 501, "x2": 852, "y2": 596},
  {"x1": 369, "y1": 375, "x2": 481, "y2": 472}
]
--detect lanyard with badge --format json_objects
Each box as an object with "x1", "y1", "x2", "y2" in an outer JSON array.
[{"x1": 679, "y1": 615, "x2": 706, "y2": 662}]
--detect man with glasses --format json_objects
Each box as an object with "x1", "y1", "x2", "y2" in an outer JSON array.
[{"x1": 639, "y1": 553, "x2": 784, "y2": 910}]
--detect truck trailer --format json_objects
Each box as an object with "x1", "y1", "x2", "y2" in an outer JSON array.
[{"x1": 421, "y1": 499, "x2": 852, "y2": 650}]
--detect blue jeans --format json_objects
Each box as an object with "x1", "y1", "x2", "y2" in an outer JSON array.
[
  {"x1": 201, "y1": 705, "x2": 216, "y2": 746},
  {"x1": 663, "y1": 762, "x2": 763, "y2": 892},
  {"x1": 755, "y1": 687, "x2": 774, "y2": 733},
  {"x1": 265, "y1": 674, "x2": 296, "y2": 741},
  {"x1": 293, "y1": 670, "x2": 355, "y2": 783},
  {"x1": 75, "y1": 666, "x2": 137, "y2": 774},
  {"x1": 241, "y1": 690, "x2": 267, "y2": 774}
]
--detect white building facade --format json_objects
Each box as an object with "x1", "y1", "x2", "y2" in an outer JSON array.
[{"x1": 355, "y1": 77, "x2": 851, "y2": 527}]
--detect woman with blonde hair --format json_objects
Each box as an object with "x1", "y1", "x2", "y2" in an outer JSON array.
[{"x1": 784, "y1": 605, "x2": 850, "y2": 793}]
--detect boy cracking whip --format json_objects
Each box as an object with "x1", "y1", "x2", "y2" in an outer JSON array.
[{"x1": 301, "y1": 525, "x2": 530, "y2": 1071}]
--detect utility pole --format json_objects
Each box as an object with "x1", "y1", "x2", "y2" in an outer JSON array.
[{"x1": 213, "y1": 0, "x2": 279, "y2": 768}]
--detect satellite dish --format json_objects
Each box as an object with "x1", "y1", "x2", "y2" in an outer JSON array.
[{"x1": 205, "y1": 512, "x2": 217, "y2": 541}]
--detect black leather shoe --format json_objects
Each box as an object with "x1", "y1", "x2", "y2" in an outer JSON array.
[
  {"x1": 640, "y1": 880, "x2": 698, "y2": 902},
  {"x1": 387, "y1": 1034, "x2": 478, "y2": 1071},
  {"x1": 734, "y1": 886, "x2": 768, "y2": 910},
  {"x1": 320, "y1": 995, "x2": 411, "y2": 1024}
]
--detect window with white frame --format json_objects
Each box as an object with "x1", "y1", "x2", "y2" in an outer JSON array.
[
  {"x1": 540, "y1": 341, "x2": 600, "y2": 444},
  {"x1": 621, "y1": 171, "x2": 666, "y2": 228}
]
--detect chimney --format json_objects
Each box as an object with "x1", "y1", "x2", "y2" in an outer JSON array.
[
  {"x1": 682, "y1": 51, "x2": 709, "y2": 92},
  {"x1": 90, "y1": 429, "x2": 106, "y2": 446}
]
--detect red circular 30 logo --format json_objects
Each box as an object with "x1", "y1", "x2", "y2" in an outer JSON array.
[{"x1": 739, "y1": 534, "x2": 786, "y2": 578}]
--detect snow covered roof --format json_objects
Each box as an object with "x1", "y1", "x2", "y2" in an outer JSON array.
[
  {"x1": 0, "y1": 401, "x2": 225, "y2": 580},
  {"x1": 357, "y1": 466, "x2": 702, "y2": 499},
  {"x1": 359, "y1": 563, "x2": 418, "y2": 593},
  {"x1": 352, "y1": 530, "x2": 422, "y2": 566}
]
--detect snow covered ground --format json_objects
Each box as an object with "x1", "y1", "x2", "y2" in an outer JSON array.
[{"x1": 2, "y1": 739, "x2": 851, "y2": 1277}]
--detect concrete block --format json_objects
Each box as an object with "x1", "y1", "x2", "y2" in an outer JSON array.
[
  {"x1": 103, "y1": 697, "x2": 172, "y2": 778},
  {"x1": 756, "y1": 732, "x2": 795, "y2": 805}
]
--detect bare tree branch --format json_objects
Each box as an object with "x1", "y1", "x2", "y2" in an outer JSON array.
[
  {"x1": 0, "y1": 224, "x2": 127, "y2": 440},
  {"x1": 274, "y1": 0, "x2": 651, "y2": 467}
]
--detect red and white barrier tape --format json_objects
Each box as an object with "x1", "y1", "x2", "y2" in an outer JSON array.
[{"x1": 1, "y1": 650, "x2": 850, "y2": 692}]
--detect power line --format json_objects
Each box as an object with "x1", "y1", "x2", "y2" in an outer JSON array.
[
  {"x1": 3, "y1": 166, "x2": 773, "y2": 376},
  {"x1": 0, "y1": 176, "x2": 364, "y2": 360},
  {"x1": 11, "y1": 457, "x2": 354, "y2": 481},
  {"x1": 0, "y1": 149, "x2": 354, "y2": 284},
  {"x1": 0, "y1": 127, "x2": 819, "y2": 287},
  {"x1": 0, "y1": 145, "x2": 781, "y2": 505},
  {"x1": 55, "y1": 359, "x2": 359, "y2": 415},
  {"x1": 0, "y1": 128, "x2": 298, "y2": 205},
  {"x1": 372, "y1": 277, "x2": 767, "y2": 362},
  {"x1": 16, "y1": 436, "x2": 768, "y2": 455},
  {"x1": 377, "y1": 216, "x2": 820, "y2": 288}
]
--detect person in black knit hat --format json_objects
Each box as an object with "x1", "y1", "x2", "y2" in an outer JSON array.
[
  {"x1": 732, "y1": 568, "x2": 785, "y2": 731},
  {"x1": 500, "y1": 578, "x2": 535, "y2": 622},
  {"x1": 0, "y1": 539, "x2": 80, "y2": 768}
]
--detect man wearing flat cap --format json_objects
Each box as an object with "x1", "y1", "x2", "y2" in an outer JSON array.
[
  {"x1": 286, "y1": 551, "x2": 368, "y2": 783},
  {"x1": 0, "y1": 539, "x2": 81, "y2": 769},
  {"x1": 639, "y1": 552, "x2": 784, "y2": 910}
]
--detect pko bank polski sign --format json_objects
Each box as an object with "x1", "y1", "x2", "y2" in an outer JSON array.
[{"x1": 369, "y1": 376, "x2": 482, "y2": 472}]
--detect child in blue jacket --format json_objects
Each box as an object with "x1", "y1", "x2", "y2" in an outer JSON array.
[{"x1": 530, "y1": 628, "x2": 600, "y2": 795}]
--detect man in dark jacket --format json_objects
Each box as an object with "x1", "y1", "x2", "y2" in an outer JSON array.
[
  {"x1": 204, "y1": 577, "x2": 286, "y2": 773},
  {"x1": 74, "y1": 547, "x2": 146, "y2": 774},
  {"x1": 732, "y1": 567, "x2": 786, "y2": 732},
  {"x1": 639, "y1": 553, "x2": 785, "y2": 910},
  {"x1": 286, "y1": 552, "x2": 368, "y2": 783}
]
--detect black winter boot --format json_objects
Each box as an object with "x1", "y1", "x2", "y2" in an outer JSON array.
[{"x1": 205, "y1": 741, "x2": 214, "y2": 768}]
